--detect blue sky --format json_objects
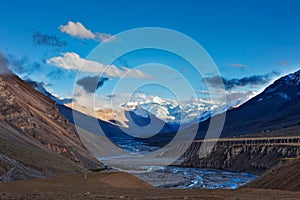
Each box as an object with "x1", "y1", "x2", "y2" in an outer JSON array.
[{"x1": 1, "y1": 0, "x2": 300, "y2": 107}]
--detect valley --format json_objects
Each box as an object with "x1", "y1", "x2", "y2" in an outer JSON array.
[
  {"x1": 1, "y1": 1, "x2": 300, "y2": 199},
  {"x1": 1, "y1": 59, "x2": 300, "y2": 198}
]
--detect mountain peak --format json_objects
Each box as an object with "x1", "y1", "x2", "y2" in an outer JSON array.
[
  {"x1": 262, "y1": 69, "x2": 300, "y2": 96},
  {"x1": 284, "y1": 69, "x2": 300, "y2": 83}
]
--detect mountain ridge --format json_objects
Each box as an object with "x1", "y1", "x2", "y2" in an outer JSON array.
[
  {"x1": 0, "y1": 65, "x2": 104, "y2": 181},
  {"x1": 191, "y1": 69, "x2": 300, "y2": 139}
]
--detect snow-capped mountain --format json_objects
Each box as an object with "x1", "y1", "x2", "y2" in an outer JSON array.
[
  {"x1": 26, "y1": 79, "x2": 224, "y2": 126},
  {"x1": 259, "y1": 70, "x2": 300, "y2": 101},
  {"x1": 121, "y1": 94, "x2": 228, "y2": 124}
]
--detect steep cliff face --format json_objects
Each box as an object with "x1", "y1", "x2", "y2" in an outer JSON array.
[
  {"x1": 181, "y1": 143, "x2": 300, "y2": 174},
  {"x1": 166, "y1": 133, "x2": 300, "y2": 174},
  {"x1": 0, "y1": 65, "x2": 104, "y2": 181}
]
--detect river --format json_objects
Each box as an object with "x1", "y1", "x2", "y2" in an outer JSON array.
[{"x1": 99, "y1": 137, "x2": 257, "y2": 189}]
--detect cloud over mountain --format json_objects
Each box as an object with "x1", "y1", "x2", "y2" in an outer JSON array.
[
  {"x1": 76, "y1": 76, "x2": 109, "y2": 93},
  {"x1": 0, "y1": 52, "x2": 11, "y2": 74},
  {"x1": 205, "y1": 70, "x2": 280, "y2": 90},
  {"x1": 46, "y1": 52, "x2": 150, "y2": 79},
  {"x1": 0, "y1": 51, "x2": 41, "y2": 76}
]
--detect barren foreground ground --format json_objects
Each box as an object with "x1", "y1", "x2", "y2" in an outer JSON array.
[{"x1": 1, "y1": 172, "x2": 300, "y2": 200}]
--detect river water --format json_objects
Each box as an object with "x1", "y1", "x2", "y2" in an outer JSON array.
[
  {"x1": 99, "y1": 137, "x2": 257, "y2": 189},
  {"x1": 134, "y1": 166, "x2": 256, "y2": 189}
]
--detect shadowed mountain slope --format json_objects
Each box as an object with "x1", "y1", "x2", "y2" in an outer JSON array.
[
  {"x1": 189, "y1": 70, "x2": 300, "y2": 139},
  {"x1": 245, "y1": 156, "x2": 300, "y2": 191}
]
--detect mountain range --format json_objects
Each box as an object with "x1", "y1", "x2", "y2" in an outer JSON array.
[
  {"x1": 26, "y1": 69, "x2": 300, "y2": 144},
  {"x1": 59, "y1": 70, "x2": 300, "y2": 142},
  {"x1": 121, "y1": 95, "x2": 227, "y2": 124}
]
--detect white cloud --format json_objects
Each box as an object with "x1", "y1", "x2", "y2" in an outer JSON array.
[
  {"x1": 225, "y1": 91, "x2": 256, "y2": 107},
  {"x1": 198, "y1": 88, "x2": 256, "y2": 106},
  {"x1": 59, "y1": 21, "x2": 95, "y2": 39},
  {"x1": 73, "y1": 89, "x2": 130, "y2": 110},
  {"x1": 59, "y1": 21, "x2": 117, "y2": 42},
  {"x1": 46, "y1": 52, "x2": 149, "y2": 79}
]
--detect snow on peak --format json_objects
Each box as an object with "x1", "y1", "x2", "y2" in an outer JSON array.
[
  {"x1": 258, "y1": 69, "x2": 300, "y2": 101},
  {"x1": 122, "y1": 95, "x2": 226, "y2": 124},
  {"x1": 275, "y1": 70, "x2": 300, "y2": 87},
  {"x1": 132, "y1": 107, "x2": 149, "y2": 118},
  {"x1": 152, "y1": 96, "x2": 167, "y2": 104}
]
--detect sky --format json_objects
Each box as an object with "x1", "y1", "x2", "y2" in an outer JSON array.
[{"x1": 0, "y1": 0, "x2": 300, "y2": 109}]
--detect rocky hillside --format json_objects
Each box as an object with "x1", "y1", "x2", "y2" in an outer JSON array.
[{"x1": 0, "y1": 64, "x2": 103, "y2": 181}]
